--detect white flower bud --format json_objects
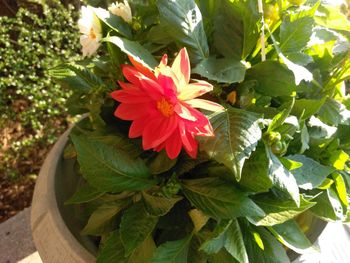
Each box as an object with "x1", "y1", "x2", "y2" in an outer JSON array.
[{"x1": 109, "y1": 0, "x2": 132, "y2": 23}]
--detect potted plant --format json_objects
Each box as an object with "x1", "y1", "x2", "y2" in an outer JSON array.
[{"x1": 31, "y1": 0, "x2": 350, "y2": 262}]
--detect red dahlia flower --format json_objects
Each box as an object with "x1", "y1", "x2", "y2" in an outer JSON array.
[{"x1": 111, "y1": 48, "x2": 224, "y2": 159}]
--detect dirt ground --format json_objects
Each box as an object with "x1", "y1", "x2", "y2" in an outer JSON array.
[{"x1": 0, "y1": 118, "x2": 64, "y2": 223}]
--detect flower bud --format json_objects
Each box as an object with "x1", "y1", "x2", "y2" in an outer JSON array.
[{"x1": 109, "y1": 0, "x2": 132, "y2": 23}]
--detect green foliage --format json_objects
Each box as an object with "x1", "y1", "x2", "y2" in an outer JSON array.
[
  {"x1": 157, "y1": 0, "x2": 209, "y2": 62},
  {"x1": 268, "y1": 220, "x2": 314, "y2": 254},
  {"x1": 192, "y1": 58, "x2": 246, "y2": 84},
  {"x1": 150, "y1": 234, "x2": 193, "y2": 263},
  {"x1": 53, "y1": 0, "x2": 350, "y2": 262},
  {"x1": 70, "y1": 133, "x2": 155, "y2": 192},
  {"x1": 199, "y1": 108, "x2": 262, "y2": 181},
  {"x1": 182, "y1": 177, "x2": 265, "y2": 219},
  {"x1": 0, "y1": 0, "x2": 80, "y2": 178}
]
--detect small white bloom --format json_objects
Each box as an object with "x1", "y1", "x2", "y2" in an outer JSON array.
[
  {"x1": 109, "y1": 1, "x2": 132, "y2": 23},
  {"x1": 78, "y1": 6, "x2": 102, "y2": 57}
]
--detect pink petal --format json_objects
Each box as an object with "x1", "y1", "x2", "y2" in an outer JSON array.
[
  {"x1": 182, "y1": 106, "x2": 214, "y2": 137},
  {"x1": 159, "y1": 54, "x2": 168, "y2": 67},
  {"x1": 117, "y1": 81, "x2": 140, "y2": 91},
  {"x1": 177, "y1": 80, "x2": 213, "y2": 100},
  {"x1": 115, "y1": 103, "x2": 151, "y2": 120},
  {"x1": 122, "y1": 65, "x2": 144, "y2": 85},
  {"x1": 111, "y1": 90, "x2": 152, "y2": 104},
  {"x1": 154, "y1": 142, "x2": 165, "y2": 152},
  {"x1": 142, "y1": 116, "x2": 178, "y2": 150},
  {"x1": 174, "y1": 103, "x2": 197, "y2": 121},
  {"x1": 185, "y1": 99, "x2": 224, "y2": 112},
  {"x1": 157, "y1": 73, "x2": 178, "y2": 94},
  {"x1": 165, "y1": 129, "x2": 182, "y2": 159},
  {"x1": 129, "y1": 117, "x2": 150, "y2": 138},
  {"x1": 171, "y1": 48, "x2": 190, "y2": 91},
  {"x1": 138, "y1": 77, "x2": 164, "y2": 99},
  {"x1": 128, "y1": 55, "x2": 156, "y2": 81},
  {"x1": 178, "y1": 121, "x2": 198, "y2": 158}
]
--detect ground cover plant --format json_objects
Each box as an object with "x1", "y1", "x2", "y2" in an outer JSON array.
[
  {"x1": 0, "y1": 0, "x2": 80, "y2": 222},
  {"x1": 51, "y1": 0, "x2": 350, "y2": 262}
]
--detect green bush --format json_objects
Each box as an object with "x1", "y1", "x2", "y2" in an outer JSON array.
[{"x1": 0, "y1": 0, "x2": 80, "y2": 179}]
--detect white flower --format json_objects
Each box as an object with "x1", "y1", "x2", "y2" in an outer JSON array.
[
  {"x1": 78, "y1": 6, "x2": 102, "y2": 57},
  {"x1": 108, "y1": 1, "x2": 132, "y2": 23}
]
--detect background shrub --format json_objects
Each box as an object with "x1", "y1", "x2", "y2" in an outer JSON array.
[{"x1": 0, "y1": 0, "x2": 80, "y2": 180}]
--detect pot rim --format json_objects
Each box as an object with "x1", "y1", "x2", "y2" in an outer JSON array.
[{"x1": 31, "y1": 129, "x2": 95, "y2": 263}]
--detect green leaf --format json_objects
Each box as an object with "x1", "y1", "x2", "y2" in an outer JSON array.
[
  {"x1": 182, "y1": 177, "x2": 265, "y2": 219},
  {"x1": 315, "y1": 4, "x2": 350, "y2": 32},
  {"x1": 128, "y1": 237, "x2": 157, "y2": 263},
  {"x1": 278, "y1": 157, "x2": 303, "y2": 171},
  {"x1": 65, "y1": 183, "x2": 105, "y2": 205},
  {"x1": 200, "y1": 108, "x2": 262, "y2": 181},
  {"x1": 249, "y1": 195, "x2": 316, "y2": 226},
  {"x1": 268, "y1": 220, "x2": 314, "y2": 254},
  {"x1": 336, "y1": 124, "x2": 350, "y2": 145},
  {"x1": 300, "y1": 121, "x2": 310, "y2": 153},
  {"x1": 212, "y1": 1, "x2": 242, "y2": 60},
  {"x1": 332, "y1": 173, "x2": 348, "y2": 207},
  {"x1": 311, "y1": 188, "x2": 345, "y2": 221},
  {"x1": 103, "y1": 36, "x2": 158, "y2": 69},
  {"x1": 211, "y1": 249, "x2": 239, "y2": 263},
  {"x1": 318, "y1": 98, "x2": 350, "y2": 126},
  {"x1": 157, "y1": 0, "x2": 209, "y2": 62},
  {"x1": 236, "y1": 0, "x2": 260, "y2": 59},
  {"x1": 82, "y1": 202, "x2": 124, "y2": 235},
  {"x1": 188, "y1": 235, "x2": 207, "y2": 263},
  {"x1": 239, "y1": 147, "x2": 272, "y2": 193},
  {"x1": 265, "y1": 30, "x2": 313, "y2": 85},
  {"x1": 267, "y1": 99, "x2": 294, "y2": 133},
  {"x1": 175, "y1": 153, "x2": 209, "y2": 176},
  {"x1": 246, "y1": 61, "x2": 296, "y2": 96},
  {"x1": 200, "y1": 220, "x2": 229, "y2": 254},
  {"x1": 188, "y1": 209, "x2": 209, "y2": 233},
  {"x1": 150, "y1": 234, "x2": 193, "y2": 263},
  {"x1": 93, "y1": 7, "x2": 132, "y2": 38},
  {"x1": 202, "y1": 220, "x2": 248, "y2": 263},
  {"x1": 265, "y1": 147, "x2": 300, "y2": 206},
  {"x1": 49, "y1": 63, "x2": 104, "y2": 93},
  {"x1": 192, "y1": 58, "x2": 246, "y2": 84},
  {"x1": 287, "y1": 155, "x2": 335, "y2": 190},
  {"x1": 142, "y1": 191, "x2": 182, "y2": 216},
  {"x1": 120, "y1": 202, "x2": 158, "y2": 256},
  {"x1": 86, "y1": 133, "x2": 142, "y2": 158},
  {"x1": 280, "y1": 16, "x2": 314, "y2": 54},
  {"x1": 214, "y1": 0, "x2": 260, "y2": 59},
  {"x1": 241, "y1": 222, "x2": 290, "y2": 263},
  {"x1": 291, "y1": 98, "x2": 326, "y2": 119},
  {"x1": 97, "y1": 231, "x2": 127, "y2": 263},
  {"x1": 308, "y1": 116, "x2": 337, "y2": 139},
  {"x1": 224, "y1": 219, "x2": 248, "y2": 263},
  {"x1": 286, "y1": 52, "x2": 313, "y2": 66},
  {"x1": 71, "y1": 134, "x2": 155, "y2": 192},
  {"x1": 329, "y1": 150, "x2": 350, "y2": 170},
  {"x1": 148, "y1": 150, "x2": 177, "y2": 175}
]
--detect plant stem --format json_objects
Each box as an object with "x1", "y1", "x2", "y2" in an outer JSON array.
[{"x1": 258, "y1": 0, "x2": 266, "y2": 62}]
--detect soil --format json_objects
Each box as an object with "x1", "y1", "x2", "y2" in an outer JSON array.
[{"x1": 0, "y1": 176, "x2": 35, "y2": 222}]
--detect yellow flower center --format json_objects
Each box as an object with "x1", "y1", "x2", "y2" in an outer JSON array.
[
  {"x1": 157, "y1": 98, "x2": 174, "y2": 117},
  {"x1": 89, "y1": 28, "x2": 97, "y2": 40}
]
